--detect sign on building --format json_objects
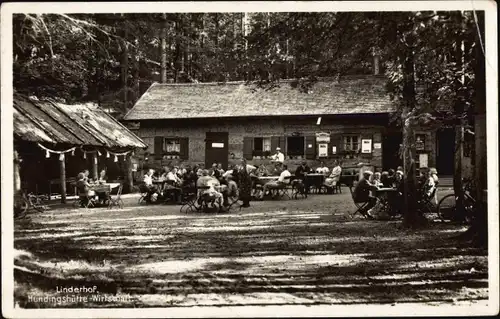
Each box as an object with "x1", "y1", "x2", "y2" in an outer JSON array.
[
  {"x1": 315, "y1": 132, "x2": 330, "y2": 143},
  {"x1": 318, "y1": 143, "x2": 328, "y2": 157},
  {"x1": 361, "y1": 139, "x2": 372, "y2": 153}
]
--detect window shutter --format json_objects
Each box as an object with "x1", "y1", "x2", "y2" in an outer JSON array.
[
  {"x1": 278, "y1": 136, "x2": 286, "y2": 156},
  {"x1": 179, "y1": 138, "x2": 189, "y2": 159},
  {"x1": 271, "y1": 136, "x2": 280, "y2": 153},
  {"x1": 243, "y1": 137, "x2": 254, "y2": 160},
  {"x1": 329, "y1": 133, "x2": 342, "y2": 156},
  {"x1": 154, "y1": 136, "x2": 164, "y2": 159},
  {"x1": 305, "y1": 135, "x2": 316, "y2": 159}
]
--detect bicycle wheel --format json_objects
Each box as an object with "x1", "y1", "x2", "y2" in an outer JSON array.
[
  {"x1": 437, "y1": 194, "x2": 456, "y2": 222},
  {"x1": 15, "y1": 196, "x2": 29, "y2": 218}
]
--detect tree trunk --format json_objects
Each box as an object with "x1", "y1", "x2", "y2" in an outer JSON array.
[
  {"x1": 401, "y1": 46, "x2": 423, "y2": 228},
  {"x1": 160, "y1": 13, "x2": 168, "y2": 83},
  {"x1": 452, "y1": 11, "x2": 465, "y2": 221},
  {"x1": 126, "y1": 154, "x2": 134, "y2": 193},
  {"x1": 60, "y1": 155, "x2": 66, "y2": 204},
  {"x1": 121, "y1": 14, "x2": 129, "y2": 113},
  {"x1": 469, "y1": 11, "x2": 487, "y2": 247}
]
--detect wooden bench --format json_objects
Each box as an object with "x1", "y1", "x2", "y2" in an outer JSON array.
[{"x1": 49, "y1": 177, "x2": 77, "y2": 198}]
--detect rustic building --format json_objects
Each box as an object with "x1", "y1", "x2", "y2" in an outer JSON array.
[
  {"x1": 13, "y1": 93, "x2": 147, "y2": 201},
  {"x1": 123, "y1": 75, "x2": 470, "y2": 179}
]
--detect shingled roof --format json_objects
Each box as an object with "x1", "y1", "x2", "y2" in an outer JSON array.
[
  {"x1": 13, "y1": 93, "x2": 147, "y2": 149},
  {"x1": 124, "y1": 75, "x2": 396, "y2": 121}
]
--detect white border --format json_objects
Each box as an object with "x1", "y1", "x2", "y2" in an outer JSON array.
[{"x1": 1, "y1": 1, "x2": 498, "y2": 318}]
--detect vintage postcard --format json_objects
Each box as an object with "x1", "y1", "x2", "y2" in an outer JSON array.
[{"x1": 1, "y1": 1, "x2": 498, "y2": 318}]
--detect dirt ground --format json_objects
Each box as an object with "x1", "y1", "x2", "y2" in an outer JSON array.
[{"x1": 13, "y1": 188, "x2": 488, "y2": 308}]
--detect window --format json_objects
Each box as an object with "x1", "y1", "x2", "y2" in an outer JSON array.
[
  {"x1": 164, "y1": 138, "x2": 180, "y2": 154},
  {"x1": 253, "y1": 137, "x2": 271, "y2": 156},
  {"x1": 343, "y1": 135, "x2": 360, "y2": 152},
  {"x1": 287, "y1": 136, "x2": 305, "y2": 156}
]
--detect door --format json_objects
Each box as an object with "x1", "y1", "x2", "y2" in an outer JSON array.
[
  {"x1": 436, "y1": 128, "x2": 455, "y2": 175},
  {"x1": 205, "y1": 132, "x2": 229, "y2": 169},
  {"x1": 382, "y1": 132, "x2": 403, "y2": 170}
]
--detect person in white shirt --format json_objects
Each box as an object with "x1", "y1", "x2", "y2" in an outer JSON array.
[
  {"x1": 324, "y1": 160, "x2": 342, "y2": 188},
  {"x1": 263, "y1": 164, "x2": 291, "y2": 195},
  {"x1": 315, "y1": 162, "x2": 330, "y2": 175},
  {"x1": 166, "y1": 167, "x2": 182, "y2": 185},
  {"x1": 270, "y1": 147, "x2": 285, "y2": 163}
]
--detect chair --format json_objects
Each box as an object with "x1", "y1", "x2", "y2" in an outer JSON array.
[
  {"x1": 348, "y1": 185, "x2": 370, "y2": 218},
  {"x1": 180, "y1": 186, "x2": 201, "y2": 213},
  {"x1": 138, "y1": 184, "x2": 150, "y2": 205},
  {"x1": 271, "y1": 176, "x2": 291, "y2": 200},
  {"x1": 108, "y1": 184, "x2": 124, "y2": 209},
  {"x1": 417, "y1": 182, "x2": 439, "y2": 216},
  {"x1": 291, "y1": 177, "x2": 307, "y2": 199}
]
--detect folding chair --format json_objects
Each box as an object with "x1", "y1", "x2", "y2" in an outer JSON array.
[
  {"x1": 348, "y1": 186, "x2": 370, "y2": 218},
  {"x1": 291, "y1": 177, "x2": 307, "y2": 199},
  {"x1": 73, "y1": 193, "x2": 95, "y2": 209},
  {"x1": 108, "y1": 184, "x2": 124, "y2": 209},
  {"x1": 417, "y1": 183, "x2": 438, "y2": 217},
  {"x1": 138, "y1": 184, "x2": 150, "y2": 205},
  {"x1": 180, "y1": 186, "x2": 201, "y2": 213}
]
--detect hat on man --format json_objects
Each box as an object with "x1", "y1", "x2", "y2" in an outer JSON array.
[{"x1": 276, "y1": 147, "x2": 281, "y2": 151}]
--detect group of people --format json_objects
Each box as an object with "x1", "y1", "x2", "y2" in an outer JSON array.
[
  {"x1": 353, "y1": 166, "x2": 439, "y2": 219},
  {"x1": 75, "y1": 168, "x2": 109, "y2": 206},
  {"x1": 141, "y1": 160, "x2": 254, "y2": 208}
]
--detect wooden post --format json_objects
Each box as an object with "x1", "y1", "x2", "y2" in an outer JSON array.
[
  {"x1": 127, "y1": 154, "x2": 134, "y2": 193},
  {"x1": 14, "y1": 150, "x2": 21, "y2": 193},
  {"x1": 92, "y1": 153, "x2": 99, "y2": 180},
  {"x1": 60, "y1": 154, "x2": 66, "y2": 204}
]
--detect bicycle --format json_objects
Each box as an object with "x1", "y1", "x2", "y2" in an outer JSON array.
[
  {"x1": 437, "y1": 178, "x2": 476, "y2": 223},
  {"x1": 14, "y1": 191, "x2": 49, "y2": 218}
]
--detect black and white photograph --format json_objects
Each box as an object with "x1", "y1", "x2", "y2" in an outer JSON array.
[{"x1": 1, "y1": 1, "x2": 498, "y2": 317}]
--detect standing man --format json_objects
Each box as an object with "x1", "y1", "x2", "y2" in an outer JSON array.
[{"x1": 238, "y1": 158, "x2": 253, "y2": 208}]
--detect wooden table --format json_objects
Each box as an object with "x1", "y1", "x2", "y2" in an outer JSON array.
[
  {"x1": 304, "y1": 173, "x2": 325, "y2": 193},
  {"x1": 255, "y1": 176, "x2": 279, "y2": 185}
]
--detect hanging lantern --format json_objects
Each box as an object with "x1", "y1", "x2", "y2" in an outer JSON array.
[
  {"x1": 97, "y1": 150, "x2": 102, "y2": 156},
  {"x1": 45, "y1": 150, "x2": 50, "y2": 158},
  {"x1": 71, "y1": 148, "x2": 75, "y2": 156},
  {"x1": 94, "y1": 156, "x2": 98, "y2": 164},
  {"x1": 83, "y1": 151, "x2": 87, "y2": 159},
  {"x1": 59, "y1": 153, "x2": 65, "y2": 161},
  {"x1": 106, "y1": 151, "x2": 110, "y2": 158},
  {"x1": 123, "y1": 154, "x2": 127, "y2": 162},
  {"x1": 114, "y1": 155, "x2": 118, "y2": 162}
]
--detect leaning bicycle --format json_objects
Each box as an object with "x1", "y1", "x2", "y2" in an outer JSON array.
[
  {"x1": 14, "y1": 191, "x2": 48, "y2": 218},
  {"x1": 437, "y1": 178, "x2": 476, "y2": 223}
]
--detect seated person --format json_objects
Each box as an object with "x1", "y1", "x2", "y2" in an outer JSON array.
[
  {"x1": 295, "y1": 161, "x2": 311, "y2": 180},
  {"x1": 164, "y1": 167, "x2": 180, "y2": 185},
  {"x1": 255, "y1": 164, "x2": 270, "y2": 177},
  {"x1": 324, "y1": 160, "x2": 342, "y2": 188},
  {"x1": 196, "y1": 170, "x2": 223, "y2": 205},
  {"x1": 76, "y1": 172, "x2": 98, "y2": 205},
  {"x1": 380, "y1": 171, "x2": 390, "y2": 188},
  {"x1": 353, "y1": 171, "x2": 379, "y2": 218},
  {"x1": 385, "y1": 169, "x2": 396, "y2": 188},
  {"x1": 98, "y1": 169, "x2": 107, "y2": 184},
  {"x1": 429, "y1": 167, "x2": 439, "y2": 204},
  {"x1": 81, "y1": 169, "x2": 91, "y2": 183},
  {"x1": 316, "y1": 162, "x2": 330, "y2": 175},
  {"x1": 177, "y1": 165, "x2": 187, "y2": 178},
  {"x1": 223, "y1": 175, "x2": 239, "y2": 206},
  {"x1": 217, "y1": 163, "x2": 225, "y2": 176},
  {"x1": 143, "y1": 169, "x2": 158, "y2": 202},
  {"x1": 263, "y1": 164, "x2": 292, "y2": 195},
  {"x1": 222, "y1": 166, "x2": 234, "y2": 179},
  {"x1": 421, "y1": 169, "x2": 437, "y2": 202}
]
